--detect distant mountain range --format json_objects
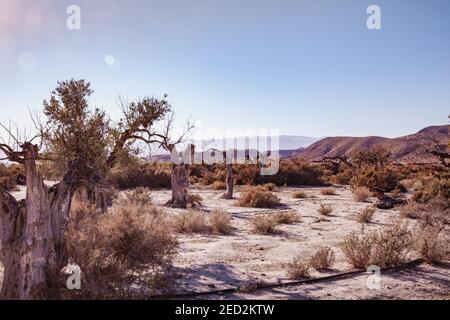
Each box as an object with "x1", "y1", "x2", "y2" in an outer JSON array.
[
  {"x1": 150, "y1": 125, "x2": 449, "y2": 164},
  {"x1": 291, "y1": 125, "x2": 449, "y2": 164}
]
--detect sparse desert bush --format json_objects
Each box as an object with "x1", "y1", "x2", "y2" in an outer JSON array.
[
  {"x1": 250, "y1": 215, "x2": 279, "y2": 234},
  {"x1": 0, "y1": 163, "x2": 25, "y2": 191},
  {"x1": 318, "y1": 204, "x2": 333, "y2": 216},
  {"x1": 273, "y1": 211, "x2": 300, "y2": 224},
  {"x1": 209, "y1": 209, "x2": 233, "y2": 235},
  {"x1": 415, "y1": 226, "x2": 449, "y2": 264},
  {"x1": 309, "y1": 247, "x2": 336, "y2": 271},
  {"x1": 236, "y1": 187, "x2": 281, "y2": 208},
  {"x1": 123, "y1": 187, "x2": 152, "y2": 206},
  {"x1": 187, "y1": 193, "x2": 203, "y2": 208},
  {"x1": 293, "y1": 191, "x2": 308, "y2": 199},
  {"x1": 65, "y1": 201, "x2": 177, "y2": 298},
  {"x1": 107, "y1": 161, "x2": 171, "y2": 190},
  {"x1": 172, "y1": 210, "x2": 210, "y2": 234},
  {"x1": 341, "y1": 221, "x2": 413, "y2": 269},
  {"x1": 320, "y1": 188, "x2": 337, "y2": 196},
  {"x1": 340, "y1": 232, "x2": 377, "y2": 269},
  {"x1": 351, "y1": 167, "x2": 401, "y2": 193},
  {"x1": 412, "y1": 174, "x2": 449, "y2": 208},
  {"x1": 262, "y1": 183, "x2": 277, "y2": 191},
  {"x1": 211, "y1": 181, "x2": 227, "y2": 190},
  {"x1": 356, "y1": 207, "x2": 376, "y2": 223},
  {"x1": 352, "y1": 186, "x2": 372, "y2": 202},
  {"x1": 371, "y1": 221, "x2": 413, "y2": 267},
  {"x1": 286, "y1": 257, "x2": 310, "y2": 279}
]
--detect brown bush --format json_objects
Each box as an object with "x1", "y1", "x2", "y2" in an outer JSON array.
[
  {"x1": 0, "y1": 163, "x2": 25, "y2": 191},
  {"x1": 209, "y1": 209, "x2": 233, "y2": 235},
  {"x1": 172, "y1": 210, "x2": 210, "y2": 234},
  {"x1": 318, "y1": 204, "x2": 333, "y2": 216},
  {"x1": 286, "y1": 257, "x2": 310, "y2": 279},
  {"x1": 293, "y1": 191, "x2": 308, "y2": 199},
  {"x1": 320, "y1": 188, "x2": 337, "y2": 196},
  {"x1": 415, "y1": 226, "x2": 449, "y2": 264},
  {"x1": 340, "y1": 232, "x2": 376, "y2": 269},
  {"x1": 341, "y1": 221, "x2": 413, "y2": 269},
  {"x1": 412, "y1": 174, "x2": 449, "y2": 208},
  {"x1": 371, "y1": 221, "x2": 413, "y2": 267},
  {"x1": 187, "y1": 193, "x2": 203, "y2": 208},
  {"x1": 107, "y1": 161, "x2": 171, "y2": 190},
  {"x1": 250, "y1": 215, "x2": 280, "y2": 234},
  {"x1": 351, "y1": 167, "x2": 401, "y2": 193},
  {"x1": 356, "y1": 207, "x2": 376, "y2": 223},
  {"x1": 352, "y1": 186, "x2": 372, "y2": 202},
  {"x1": 211, "y1": 181, "x2": 227, "y2": 190},
  {"x1": 236, "y1": 187, "x2": 281, "y2": 208},
  {"x1": 273, "y1": 211, "x2": 300, "y2": 224},
  {"x1": 65, "y1": 201, "x2": 177, "y2": 298},
  {"x1": 262, "y1": 183, "x2": 277, "y2": 191},
  {"x1": 309, "y1": 247, "x2": 336, "y2": 270},
  {"x1": 122, "y1": 187, "x2": 152, "y2": 206}
]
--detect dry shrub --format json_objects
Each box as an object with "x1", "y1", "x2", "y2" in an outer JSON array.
[
  {"x1": 340, "y1": 232, "x2": 375, "y2": 269},
  {"x1": 340, "y1": 221, "x2": 413, "y2": 269},
  {"x1": 0, "y1": 163, "x2": 25, "y2": 191},
  {"x1": 318, "y1": 204, "x2": 333, "y2": 216},
  {"x1": 273, "y1": 211, "x2": 300, "y2": 224},
  {"x1": 259, "y1": 158, "x2": 325, "y2": 186},
  {"x1": 209, "y1": 209, "x2": 233, "y2": 235},
  {"x1": 250, "y1": 215, "x2": 280, "y2": 234},
  {"x1": 413, "y1": 174, "x2": 449, "y2": 207},
  {"x1": 187, "y1": 193, "x2": 203, "y2": 208},
  {"x1": 65, "y1": 201, "x2": 177, "y2": 298},
  {"x1": 107, "y1": 161, "x2": 171, "y2": 190},
  {"x1": 123, "y1": 187, "x2": 152, "y2": 206},
  {"x1": 320, "y1": 188, "x2": 337, "y2": 196},
  {"x1": 287, "y1": 257, "x2": 310, "y2": 279},
  {"x1": 172, "y1": 210, "x2": 210, "y2": 234},
  {"x1": 262, "y1": 183, "x2": 277, "y2": 191},
  {"x1": 309, "y1": 247, "x2": 336, "y2": 270},
  {"x1": 415, "y1": 226, "x2": 449, "y2": 264},
  {"x1": 236, "y1": 187, "x2": 281, "y2": 208},
  {"x1": 356, "y1": 207, "x2": 376, "y2": 223},
  {"x1": 352, "y1": 186, "x2": 372, "y2": 202},
  {"x1": 293, "y1": 191, "x2": 308, "y2": 199},
  {"x1": 211, "y1": 181, "x2": 227, "y2": 190},
  {"x1": 351, "y1": 167, "x2": 401, "y2": 193}
]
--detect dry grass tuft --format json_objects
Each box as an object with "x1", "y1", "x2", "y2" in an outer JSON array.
[
  {"x1": 172, "y1": 210, "x2": 211, "y2": 234},
  {"x1": 236, "y1": 187, "x2": 281, "y2": 208},
  {"x1": 340, "y1": 232, "x2": 376, "y2": 269},
  {"x1": 250, "y1": 215, "x2": 280, "y2": 234},
  {"x1": 293, "y1": 191, "x2": 308, "y2": 199},
  {"x1": 209, "y1": 209, "x2": 233, "y2": 235},
  {"x1": 356, "y1": 207, "x2": 376, "y2": 224},
  {"x1": 318, "y1": 204, "x2": 333, "y2": 216},
  {"x1": 273, "y1": 211, "x2": 301, "y2": 224},
  {"x1": 320, "y1": 188, "x2": 337, "y2": 196},
  {"x1": 211, "y1": 181, "x2": 227, "y2": 191},
  {"x1": 309, "y1": 247, "x2": 336, "y2": 270},
  {"x1": 352, "y1": 186, "x2": 372, "y2": 202},
  {"x1": 262, "y1": 183, "x2": 277, "y2": 191},
  {"x1": 286, "y1": 257, "x2": 310, "y2": 279}
]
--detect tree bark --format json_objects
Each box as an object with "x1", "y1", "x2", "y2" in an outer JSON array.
[
  {"x1": 167, "y1": 164, "x2": 190, "y2": 208},
  {"x1": 224, "y1": 164, "x2": 234, "y2": 199},
  {"x1": 0, "y1": 150, "x2": 99, "y2": 299},
  {"x1": 0, "y1": 144, "x2": 57, "y2": 299}
]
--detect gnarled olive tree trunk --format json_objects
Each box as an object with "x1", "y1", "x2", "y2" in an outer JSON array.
[
  {"x1": 166, "y1": 144, "x2": 195, "y2": 208},
  {"x1": 0, "y1": 145, "x2": 97, "y2": 299}
]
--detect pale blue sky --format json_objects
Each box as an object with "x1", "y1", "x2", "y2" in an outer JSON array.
[{"x1": 0, "y1": 0, "x2": 449, "y2": 138}]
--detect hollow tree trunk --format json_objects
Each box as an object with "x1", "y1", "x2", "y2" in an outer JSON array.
[{"x1": 224, "y1": 164, "x2": 234, "y2": 199}]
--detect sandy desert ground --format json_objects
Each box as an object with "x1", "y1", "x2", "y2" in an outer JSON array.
[{"x1": 1, "y1": 185, "x2": 449, "y2": 300}]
